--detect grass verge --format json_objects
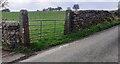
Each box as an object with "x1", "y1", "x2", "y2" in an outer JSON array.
[{"x1": 13, "y1": 19, "x2": 120, "y2": 53}]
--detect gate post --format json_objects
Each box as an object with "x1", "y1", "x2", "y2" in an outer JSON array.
[
  {"x1": 64, "y1": 10, "x2": 73, "y2": 35},
  {"x1": 118, "y1": 9, "x2": 120, "y2": 18},
  {"x1": 20, "y1": 10, "x2": 30, "y2": 48}
]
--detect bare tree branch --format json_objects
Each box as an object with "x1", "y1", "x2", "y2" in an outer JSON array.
[{"x1": 0, "y1": 0, "x2": 8, "y2": 9}]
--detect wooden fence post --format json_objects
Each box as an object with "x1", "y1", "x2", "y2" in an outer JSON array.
[
  {"x1": 64, "y1": 10, "x2": 72, "y2": 35},
  {"x1": 20, "y1": 10, "x2": 30, "y2": 48}
]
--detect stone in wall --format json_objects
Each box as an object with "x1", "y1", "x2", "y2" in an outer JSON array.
[
  {"x1": 70, "y1": 10, "x2": 114, "y2": 32},
  {"x1": 2, "y1": 21, "x2": 22, "y2": 49}
]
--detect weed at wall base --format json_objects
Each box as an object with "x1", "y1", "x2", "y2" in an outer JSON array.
[
  {"x1": 30, "y1": 19, "x2": 120, "y2": 52},
  {"x1": 12, "y1": 19, "x2": 120, "y2": 52}
]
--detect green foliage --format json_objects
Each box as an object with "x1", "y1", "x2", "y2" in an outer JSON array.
[
  {"x1": 30, "y1": 41, "x2": 49, "y2": 51},
  {"x1": 73, "y1": 4, "x2": 79, "y2": 10},
  {"x1": 13, "y1": 45, "x2": 32, "y2": 53}
]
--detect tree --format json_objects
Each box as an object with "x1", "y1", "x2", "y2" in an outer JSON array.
[
  {"x1": 42, "y1": 8, "x2": 46, "y2": 11},
  {"x1": 0, "y1": 0, "x2": 9, "y2": 9},
  {"x1": 0, "y1": 0, "x2": 10, "y2": 12},
  {"x1": 48, "y1": 7, "x2": 52, "y2": 11},
  {"x1": 57, "y1": 6, "x2": 62, "y2": 11},
  {"x1": 73, "y1": 4, "x2": 79, "y2": 11},
  {"x1": 2, "y1": 8, "x2": 10, "y2": 12},
  {"x1": 37, "y1": 10, "x2": 40, "y2": 12}
]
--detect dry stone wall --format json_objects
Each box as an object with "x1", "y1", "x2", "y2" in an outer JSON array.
[
  {"x1": 2, "y1": 21, "x2": 22, "y2": 49},
  {"x1": 64, "y1": 10, "x2": 114, "y2": 34}
]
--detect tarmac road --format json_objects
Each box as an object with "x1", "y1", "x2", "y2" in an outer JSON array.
[{"x1": 21, "y1": 26, "x2": 119, "y2": 62}]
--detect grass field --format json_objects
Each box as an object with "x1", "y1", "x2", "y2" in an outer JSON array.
[
  {"x1": 2, "y1": 11, "x2": 65, "y2": 21},
  {"x1": 2, "y1": 11, "x2": 66, "y2": 42},
  {"x1": 2, "y1": 11, "x2": 120, "y2": 52},
  {"x1": 2, "y1": 11, "x2": 67, "y2": 52}
]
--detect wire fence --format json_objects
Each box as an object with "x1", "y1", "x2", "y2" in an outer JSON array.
[
  {"x1": 29, "y1": 19, "x2": 65, "y2": 42},
  {"x1": 2, "y1": 11, "x2": 66, "y2": 47}
]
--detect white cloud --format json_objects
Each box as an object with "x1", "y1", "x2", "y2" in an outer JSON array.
[
  {"x1": 34, "y1": 0, "x2": 119, "y2": 2},
  {"x1": 8, "y1": 0, "x2": 32, "y2": 3},
  {"x1": 7, "y1": 0, "x2": 119, "y2": 11},
  {"x1": 8, "y1": 0, "x2": 119, "y2": 3},
  {"x1": 7, "y1": 0, "x2": 33, "y2": 11}
]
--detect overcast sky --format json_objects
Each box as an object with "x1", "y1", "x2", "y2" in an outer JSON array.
[{"x1": 7, "y1": 0, "x2": 119, "y2": 11}]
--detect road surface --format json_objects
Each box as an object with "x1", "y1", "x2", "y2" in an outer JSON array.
[{"x1": 21, "y1": 26, "x2": 119, "y2": 62}]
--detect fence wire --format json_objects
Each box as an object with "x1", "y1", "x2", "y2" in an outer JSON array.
[{"x1": 29, "y1": 19, "x2": 65, "y2": 42}]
